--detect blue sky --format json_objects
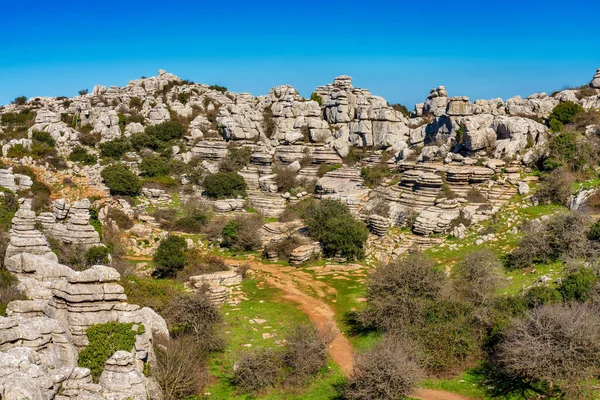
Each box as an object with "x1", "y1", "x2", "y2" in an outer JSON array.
[{"x1": 1, "y1": 0, "x2": 599, "y2": 108}]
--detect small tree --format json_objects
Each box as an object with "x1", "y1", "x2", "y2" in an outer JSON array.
[
  {"x1": 360, "y1": 253, "x2": 443, "y2": 331},
  {"x1": 100, "y1": 164, "x2": 141, "y2": 196},
  {"x1": 154, "y1": 336, "x2": 209, "y2": 400},
  {"x1": 203, "y1": 172, "x2": 247, "y2": 199},
  {"x1": 219, "y1": 146, "x2": 252, "y2": 172},
  {"x1": 452, "y1": 249, "x2": 503, "y2": 305},
  {"x1": 345, "y1": 334, "x2": 422, "y2": 400},
  {"x1": 164, "y1": 292, "x2": 225, "y2": 352},
  {"x1": 498, "y1": 303, "x2": 600, "y2": 398},
  {"x1": 231, "y1": 348, "x2": 282, "y2": 393},
  {"x1": 221, "y1": 215, "x2": 263, "y2": 251},
  {"x1": 153, "y1": 235, "x2": 187, "y2": 278},
  {"x1": 303, "y1": 200, "x2": 369, "y2": 261},
  {"x1": 282, "y1": 324, "x2": 329, "y2": 386},
  {"x1": 99, "y1": 138, "x2": 131, "y2": 159},
  {"x1": 12, "y1": 96, "x2": 27, "y2": 105},
  {"x1": 78, "y1": 89, "x2": 89, "y2": 96}
]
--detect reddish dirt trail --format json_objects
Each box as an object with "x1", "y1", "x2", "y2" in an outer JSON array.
[
  {"x1": 414, "y1": 388, "x2": 476, "y2": 400},
  {"x1": 227, "y1": 260, "x2": 479, "y2": 400},
  {"x1": 226, "y1": 259, "x2": 355, "y2": 376}
]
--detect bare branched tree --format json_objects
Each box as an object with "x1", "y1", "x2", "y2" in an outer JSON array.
[{"x1": 498, "y1": 303, "x2": 600, "y2": 398}]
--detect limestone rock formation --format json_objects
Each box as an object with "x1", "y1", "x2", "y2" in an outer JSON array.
[{"x1": 590, "y1": 68, "x2": 600, "y2": 89}]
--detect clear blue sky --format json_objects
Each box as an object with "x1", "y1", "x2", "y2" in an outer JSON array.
[{"x1": 1, "y1": 0, "x2": 599, "y2": 108}]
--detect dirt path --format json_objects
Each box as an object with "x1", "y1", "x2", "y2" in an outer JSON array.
[
  {"x1": 226, "y1": 259, "x2": 355, "y2": 376},
  {"x1": 414, "y1": 388, "x2": 475, "y2": 400}
]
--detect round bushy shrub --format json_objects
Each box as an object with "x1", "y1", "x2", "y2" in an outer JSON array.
[
  {"x1": 99, "y1": 138, "x2": 131, "y2": 159},
  {"x1": 68, "y1": 146, "x2": 97, "y2": 166},
  {"x1": 139, "y1": 155, "x2": 170, "y2": 177},
  {"x1": 203, "y1": 172, "x2": 247, "y2": 199},
  {"x1": 303, "y1": 199, "x2": 369, "y2": 261},
  {"x1": 85, "y1": 246, "x2": 110, "y2": 266},
  {"x1": 558, "y1": 267, "x2": 598, "y2": 302},
  {"x1": 100, "y1": 164, "x2": 141, "y2": 196},
  {"x1": 153, "y1": 235, "x2": 188, "y2": 278},
  {"x1": 549, "y1": 101, "x2": 583, "y2": 125},
  {"x1": 146, "y1": 120, "x2": 184, "y2": 142}
]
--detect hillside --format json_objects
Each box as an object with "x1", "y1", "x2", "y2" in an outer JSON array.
[{"x1": 0, "y1": 67, "x2": 600, "y2": 399}]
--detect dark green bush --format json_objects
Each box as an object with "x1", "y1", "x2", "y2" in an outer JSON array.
[
  {"x1": 101, "y1": 164, "x2": 141, "y2": 196},
  {"x1": 129, "y1": 97, "x2": 143, "y2": 109},
  {"x1": 68, "y1": 146, "x2": 97, "y2": 166},
  {"x1": 6, "y1": 144, "x2": 28, "y2": 158},
  {"x1": 130, "y1": 132, "x2": 160, "y2": 151},
  {"x1": 85, "y1": 246, "x2": 110, "y2": 266},
  {"x1": 32, "y1": 131, "x2": 55, "y2": 147},
  {"x1": 303, "y1": 199, "x2": 369, "y2": 261},
  {"x1": 588, "y1": 220, "x2": 600, "y2": 240},
  {"x1": 549, "y1": 101, "x2": 583, "y2": 125},
  {"x1": 525, "y1": 286, "x2": 563, "y2": 308},
  {"x1": 203, "y1": 172, "x2": 247, "y2": 199},
  {"x1": 310, "y1": 92, "x2": 323, "y2": 105},
  {"x1": 209, "y1": 85, "x2": 227, "y2": 93},
  {"x1": 0, "y1": 267, "x2": 25, "y2": 316},
  {"x1": 139, "y1": 155, "x2": 170, "y2": 177},
  {"x1": 558, "y1": 267, "x2": 598, "y2": 302},
  {"x1": 145, "y1": 120, "x2": 184, "y2": 142},
  {"x1": 99, "y1": 138, "x2": 131, "y2": 159},
  {"x1": 12, "y1": 96, "x2": 27, "y2": 106},
  {"x1": 121, "y1": 275, "x2": 184, "y2": 314},
  {"x1": 153, "y1": 235, "x2": 188, "y2": 278},
  {"x1": 78, "y1": 322, "x2": 145, "y2": 381}
]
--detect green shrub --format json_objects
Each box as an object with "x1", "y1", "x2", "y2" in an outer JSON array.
[
  {"x1": 130, "y1": 132, "x2": 160, "y2": 151},
  {"x1": 32, "y1": 131, "x2": 55, "y2": 147},
  {"x1": 30, "y1": 142, "x2": 55, "y2": 158},
  {"x1": 310, "y1": 92, "x2": 323, "y2": 105},
  {"x1": 145, "y1": 120, "x2": 184, "y2": 142},
  {"x1": 548, "y1": 118, "x2": 564, "y2": 133},
  {"x1": 6, "y1": 144, "x2": 28, "y2": 158},
  {"x1": 209, "y1": 85, "x2": 227, "y2": 93},
  {"x1": 85, "y1": 246, "x2": 110, "y2": 266},
  {"x1": 221, "y1": 215, "x2": 263, "y2": 252},
  {"x1": 262, "y1": 107, "x2": 276, "y2": 138},
  {"x1": 153, "y1": 235, "x2": 188, "y2": 278},
  {"x1": 390, "y1": 103, "x2": 410, "y2": 117},
  {"x1": 121, "y1": 275, "x2": 184, "y2": 314},
  {"x1": 549, "y1": 101, "x2": 583, "y2": 125},
  {"x1": 273, "y1": 165, "x2": 298, "y2": 193},
  {"x1": 316, "y1": 163, "x2": 341, "y2": 178},
  {"x1": 231, "y1": 348, "x2": 282, "y2": 393},
  {"x1": 203, "y1": 172, "x2": 247, "y2": 199},
  {"x1": 99, "y1": 138, "x2": 131, "y2": 159},
  {"x1": 79, "y1": 130, "x2": 101, "y2": 146},
  {"x1": 12, "y1": 96, "x2": 27, "y2": 106},
  {"x1": 107, "y1": 207, "x2": 134, "y2": 230},
  {"x1": 140, "y1": 155, "x2": 170, "y2": 177},
  {"x1": 558, "y1": 267, "x2": 598, "y2": 302},
  {"x1": 68, "y1": 146, "x2": 97, "y2": 166},
  {"x1": 143, "y1": 175, "x2": 179, "y2": 190},
  {"x1": 0, "y1": 191, "x2": 18, "y2": 231},
  {"x1": 129, "y1": 97, "x2": 143, "y2": 109},
  {"x1": 219, "y1": 146, "x2": 253, "y2": 172},
  {"x1": 101, "y1": 164, "x2": 141, "y2": 196},
  {"x1": 360, "y1": 165, "x2": 391, "y2": 188},
  {"x1": 89, "y1": 208, "x2": 102, "y2": 236},
  {"x1": 78, "y1": 322, "x2": 145, "y2": 381},
  {"x1": 588, "y1": 220, "x2": 600, "y2": 241},
  {"x1": 525, "y1": 286, "x2": 563, "y2": 308},
  {"x1": 303, "y1": 199, "x2": 369, "y2": 261}
]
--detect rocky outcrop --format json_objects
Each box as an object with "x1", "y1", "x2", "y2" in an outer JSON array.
[
  {"x1": 4, "y1": 201, "x2": 57, "y2": 266},
  {"x1": 50, "y1": 199, "x2": 101, "y2": 248},
  {"x1": 590, "y1": 68, "x2": 600, "y2": 89},
  {"x1": 289, "y1": 242, "x2": 322, "y2": 265}
]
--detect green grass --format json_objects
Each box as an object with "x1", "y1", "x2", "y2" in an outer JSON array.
[{"x1": 205, "y1": 278, "x2": 346, "y2": 399}]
